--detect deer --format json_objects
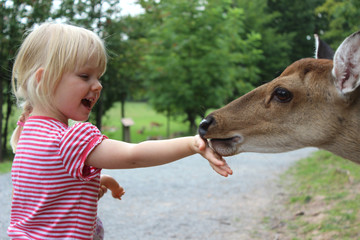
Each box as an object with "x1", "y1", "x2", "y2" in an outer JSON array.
[{"x1": 198, "y1": 30, "x2": 360, "y2": 163}]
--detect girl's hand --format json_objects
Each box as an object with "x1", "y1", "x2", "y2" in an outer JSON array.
[
  {"x1": 110, "y1": 185, "x2": 125, "y2": 200},
  {"x1": 98, "y1": 185, "x2": 108, "y2": 200},
  {"x1": 99, "y1": 175, "x2": 125, "y2": 200},
  {"x1": 193, "y1": 135, "x2": 233, "y2": 177}
]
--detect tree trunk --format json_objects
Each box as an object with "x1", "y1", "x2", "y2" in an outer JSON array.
[
  {"x1": 121, "y1": 99, "x2": 126, "y2": 141},
  {"x1": 121, "y1": 99, "x2": 125, "y2": 119},
  {"x1": 2, "y1": 91, "x2": 13, "y2": 156},
  {"x1": 187, "y1": 112, "x2": 196, "y2": 135},
  {"x1": 0, "y1": 76, "x2": 3, "y2": 162},
  {"x1": 95, "y1": 98, "x2": 103, "y2": 130},
  {"x1": 166, "y1": 110, "x2": 170, "y2": 138}
]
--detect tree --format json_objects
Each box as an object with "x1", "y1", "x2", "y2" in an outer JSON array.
[
  {"x1": 0, "y1": 0, "x2": 53, "y2": 161},
  {"x1": 233, "y1": 0, "x2": 292, "y2": 84},
  {"x1": 266, "y1": 0, "x2": 327, "y2": 62},
  {"x1": 142, "y1": 0, "x2": 263, "y2": 133},
  {"x1": 101, "y1": 15, "x2": 149, "y2": 140},
  {"x1": 316, "y1": 0, "x2": 360, "y2": 48}
]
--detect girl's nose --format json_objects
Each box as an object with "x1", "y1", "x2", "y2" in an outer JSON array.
[{"x1": 93, "y1": 80, "x2": 103, "y2": 92}]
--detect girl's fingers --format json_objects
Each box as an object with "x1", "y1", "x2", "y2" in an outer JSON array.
[
  {"x1": 206, "y1": 150, "x2": 225, "y2": 166},
  {"x1": 211, "y1": 164, "x2": 230, "y2": 177},
  {"x1": 210, "y1": 161, "x2": 233, "y2": 177},
  {"x1": 98, "y1": 185, "x2": 108, "y2": 199},
  {"x1": 195, "y1": 134, "x2": 233, "y2": 177}
]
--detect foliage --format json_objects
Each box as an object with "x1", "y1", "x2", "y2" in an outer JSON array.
[
  {"x1": 141, "y1": 0, "x2": 263, "y2": 132},
  {"x1": 316, "y1": 0, "x2": 360, "y2": 48},
  {"x1": 0, "y1": 0, "x2": 55, "y2": 160},
  {"x1": 234, "y1": 0, "x2": 292, "y2": 83},
  {"x1": 266, "y1": 0, "x2": 328, "y2": 62},
  {"x1": 102, "y1": 15, "x2": 148, "y2": 116}
]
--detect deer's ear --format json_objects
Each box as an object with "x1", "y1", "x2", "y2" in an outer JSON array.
[
  {"x1": 332, "y1": 31, "x2": 360, "y2": 94},
  {"x1": 314, "y1": 34, "x2": 334, "y2": 60}
]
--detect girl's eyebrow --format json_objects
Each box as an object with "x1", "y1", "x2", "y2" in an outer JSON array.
[
  {"x1": 77, "y1": 66, "x2": 92, "y2": 71},
  {"x1": 76, "y1": 67, "x2": 95, "y2": 74}
]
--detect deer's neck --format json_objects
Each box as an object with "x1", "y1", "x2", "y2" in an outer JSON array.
[
  {"x1": 321, "y1": 107, "x2": 360, "y2": 163},
  {"x1": 324, "y1": 142, "x2": 360, "y2": 164}
]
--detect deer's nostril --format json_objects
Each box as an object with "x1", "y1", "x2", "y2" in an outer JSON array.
[{"x1": 198, "y1": 116, "x2": 214, "y2": 138}]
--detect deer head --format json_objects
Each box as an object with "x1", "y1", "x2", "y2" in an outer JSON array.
[{"x1": 199, "y1": 31, "x2": 360, "y2": 163}]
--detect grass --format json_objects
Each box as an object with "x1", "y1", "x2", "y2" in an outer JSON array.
[
  {"x1": 0, "y1": 160, "x2": 12, "y2": 174},
  {"x1": 101, "y1": 101, "x2": 192, "y2": 142},
  {"x1": 280, "y1": 150, "x2": 360, "y2": 239}
]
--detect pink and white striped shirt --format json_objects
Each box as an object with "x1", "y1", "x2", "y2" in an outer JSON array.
[{"x1": 8, "y1": 116, "x2": 107, "y2": 240}]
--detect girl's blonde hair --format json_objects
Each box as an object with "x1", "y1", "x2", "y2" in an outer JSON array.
[{"x1": 10, "y1": 22, "x2": 107, "y2": 152}]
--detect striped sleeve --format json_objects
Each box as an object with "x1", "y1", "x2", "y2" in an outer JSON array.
[{"x1": 60, "y1": 122, "x2": 107, "y2": 181}]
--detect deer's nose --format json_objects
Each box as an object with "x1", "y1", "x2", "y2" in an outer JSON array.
[{"x1": 198, "y1": 115, "x2": 214, "y2": 138}]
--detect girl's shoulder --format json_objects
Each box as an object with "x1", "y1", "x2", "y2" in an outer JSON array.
[
  {"x1": 25, "y1": 116, "x2": 68, "y2": 137},
  {"x1": 62, "y1": 121, "x2": 106, "y2": 145},
  {"x1": 25, "y1": 116, "x2": 102, "y2": 139},
  {"x1": 68, "y1": 121, "x2": 101, "y2": 135},
  {"x1": 27, "y1": 116, "x2": 68, "y2": 129}
]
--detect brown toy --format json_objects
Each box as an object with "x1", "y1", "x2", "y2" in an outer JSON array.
[{"x1": 98, "y1": 174, "x2": 125, "y2": 200}]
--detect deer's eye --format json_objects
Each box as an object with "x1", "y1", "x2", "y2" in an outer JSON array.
[{"x1": 273, "y1": 87, "x2": 293, "y2": 103}]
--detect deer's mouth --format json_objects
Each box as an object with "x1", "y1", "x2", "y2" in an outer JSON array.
[{"x1": 207, "y1": 135, "x2": 243, "y2": 156}]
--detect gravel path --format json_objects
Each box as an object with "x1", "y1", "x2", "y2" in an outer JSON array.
[{"x1": 0, "y1": 148, "x2": 316, "y2": 240}]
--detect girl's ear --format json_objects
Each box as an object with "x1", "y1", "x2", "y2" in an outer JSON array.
[{"x1": 35, "y1": 68, "x2": 44, "y2": 83}]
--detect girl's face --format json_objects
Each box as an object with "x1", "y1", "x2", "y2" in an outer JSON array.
[{"x1": 52, "y1": 60, "x2": 103, "y2": 124}]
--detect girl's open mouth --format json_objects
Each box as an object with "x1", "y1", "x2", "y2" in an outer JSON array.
[{"x1": 81, "y1": 98, "x2": 92, "y2": 109}]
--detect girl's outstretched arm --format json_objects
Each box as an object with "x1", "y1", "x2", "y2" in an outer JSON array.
[{"x1": 86, "y1": 135, "x2": 232, "y2": 177}]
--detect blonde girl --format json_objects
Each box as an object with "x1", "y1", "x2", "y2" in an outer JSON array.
[{"x1": 8, "y1": 23, "x2": 232, "y2": 240}]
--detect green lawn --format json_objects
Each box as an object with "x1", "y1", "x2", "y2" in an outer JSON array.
[
  {"x1": 280, "y1": 151, "x2": 360, "y2": 239},
  {"x1": 0, "y1": 160, "x2": 12, "y2": 174},
  {"x1": 101, "y1": 101, "x2": 192, "y2": 142}
]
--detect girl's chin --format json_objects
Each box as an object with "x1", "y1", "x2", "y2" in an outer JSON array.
[{"x1": 71, "y1": 114, "x2": 90, "y2": 122}]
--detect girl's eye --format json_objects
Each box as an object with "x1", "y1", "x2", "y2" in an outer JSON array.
[{"x1": 79, "y1": 74, "x2": 89, "y2": 79}]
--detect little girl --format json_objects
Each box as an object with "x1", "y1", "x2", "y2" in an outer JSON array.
[{"x1": 7, "y1": 22, "x2": 232, "y2": 240}]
